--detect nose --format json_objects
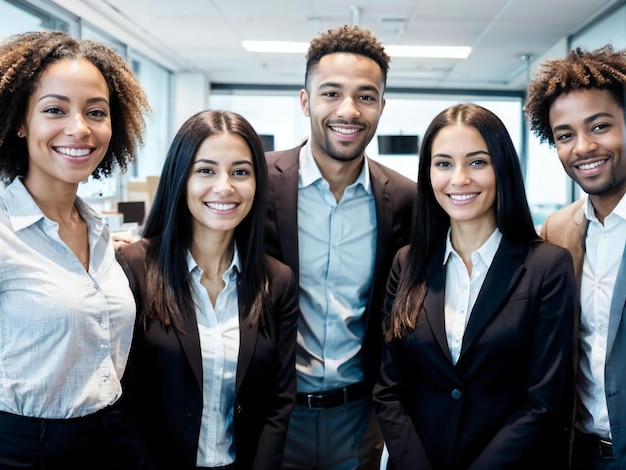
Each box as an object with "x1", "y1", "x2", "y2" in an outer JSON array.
[
  {"x1": 574, "y1": 133, "x2": 598, "y2": 155},
  {"x1": 65, "y1": 113, "x2": 90, "y2": 138},
  {"x1": 213, "y1": 172, "x2": 234, "y2": 193},
  {"x1": 336, "y1": 97, "x2": 360, "y2": 119},
  {"x1": 451, "y1": 166, "x2": 470, "y2": 186}
]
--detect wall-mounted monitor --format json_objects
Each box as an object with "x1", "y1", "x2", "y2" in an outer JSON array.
[
  {"x1": 259, "y1": 134, "x2": 275, "y2": 152},
  {"x1": 377, "y1": 135, "x2": 419, "y2": 155}
]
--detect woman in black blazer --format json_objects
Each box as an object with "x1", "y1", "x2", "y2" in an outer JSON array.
[
  {"x1": 373, "y1": 103, "x2": 576, "y2": 469},
  {"x1": 117, "y1": 110, "x2": 298, "y2": 469}
]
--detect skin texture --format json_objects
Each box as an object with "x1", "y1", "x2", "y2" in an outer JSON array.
[
  {"x1": 299, "y1": 52, "x2": 385, "y2": 200},
  {"x1": 186, "y1": 132, "x2": 256, "y2": 241},
  {"x1": 549, "y1": 88, "x2": 626, "y2": 222},
  {"x1": 19, "y1": 58, "x2": 111, "y2": 194},
  {"x1": 430, "y1": 123, "x2": 497, "y2": 263}
]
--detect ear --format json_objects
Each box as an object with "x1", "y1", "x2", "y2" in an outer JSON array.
[{"x1": 299, "y1": 88, "x2": 310, "y2": 118}]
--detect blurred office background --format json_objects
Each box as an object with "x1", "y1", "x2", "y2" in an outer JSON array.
[{"x1": 1, "y1": 0, "x2": 625, "y2": 228}]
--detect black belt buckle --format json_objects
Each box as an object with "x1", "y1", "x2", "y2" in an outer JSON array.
[
  {"x1": 598, "y1": 437, "x2": 613, "y2": 459},
  {"x1": 306, "y1": 392, "x2": 327, "y2": 409}
]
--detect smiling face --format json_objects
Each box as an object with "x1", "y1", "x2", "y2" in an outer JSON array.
[
  {"x1": 430, "y1": 123, "x2": 497, "y2": 230},
  {"x1": 300, "y1": 52, "x2": 385, "y2": 164},
  {"x1": 549, "y1": 88, "x2": 626, "y2": 206},
  {"x1": 186, "y1": 132, "x2": 256, "y2": 239},
  {"x1": 19, "y1": 58, "x2": 111, "y2": 191}
]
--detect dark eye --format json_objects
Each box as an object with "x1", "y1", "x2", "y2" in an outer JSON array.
[
  {"x1": 87, "y1": 109, "x2": 108, "y2": 118},
  {"x1": 555, "y1": 132, "x2": 573, "y2": 142},
  {"x1": 591, "y1": 123, "x2": 610, "y2": 132},
  {"x1": 233, "y1": 168, "x2": 251, "y2": 176},
  {"x1": 433, "y1": 160, "x2": 451, "y2": 168},
  {"x1": 322, "y1": 91, "x2": 339, "y2": 97},
  {"x1": 43, "y1": 107, "x2": 64, "y2": 115},
  {"x1": 359, "y1": 95, "x2": 376, "y2": 101},
  {"x1": 197, "y1": 168, "x2": 215, "y2": 175},
  {"x1": 469, "y1": 159, "x2": 487, "y2": 166}
]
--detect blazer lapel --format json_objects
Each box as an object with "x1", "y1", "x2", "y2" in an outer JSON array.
[
  {"x1": 369, "y1": 160, "x2": 393, "y2": 279},
  {"x1": 568, "y1": 203, "x2": 587, "y2": 284},
  {"x1": 423, "y1": 252, "x2": 451, "y2": 361},
  {"x1": 235, "y1": 285, "x2": 259, "y2": 395},
  {"x1": 271, "y1": 150, "x2": 300, "y2": 278},
  {"x1": 176, "y1": 315, "x2": 203, "y2": 390},
  {"x1": 606, "y1": 244, "x2": 626, "y2": 357},
  {"x1": 459, "y1": 237, "x2": 526, "y2": 359}
]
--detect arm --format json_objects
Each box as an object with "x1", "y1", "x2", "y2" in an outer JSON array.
[
  {"x1": 469, "y1": 246, "x2": 576, "y2": 469},
  {"x1": 251, "y1": 261, "x2": 299, "y2": 470},
  {"x1": 372, "y1": 250, "x2": 434, "y2": 470}
]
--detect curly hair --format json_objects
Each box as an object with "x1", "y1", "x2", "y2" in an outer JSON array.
[
  {"x1": 304, "y1": 24, "x2": 390, "y2": 90},
  {"x1": 0, "y1": 30, "x2": 150, "y2": 183},
  {"x1": 525, "y1": 44, "x2": 626, "y2": 146}
]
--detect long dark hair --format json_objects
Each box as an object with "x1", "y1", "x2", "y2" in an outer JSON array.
[
  {"x1": 141, "y1": 110, "x2": 269, "y2": 332},
  {"x1": 387, "y1": 103, "x2": 538, "y2": 340}
]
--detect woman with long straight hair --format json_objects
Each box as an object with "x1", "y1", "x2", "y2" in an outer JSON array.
[
  {"x1": 117, "y1": 110, "x2": 298, "y2": 469},
  {"x1": 374, "y1": 103, "x2": 576, "y2": 469}
]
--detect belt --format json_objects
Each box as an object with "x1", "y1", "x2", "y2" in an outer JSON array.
[
  {"x1": 296, "y1": 382, "x2": 369, "y2": 409},
  {"x1": 577, "y1": 431, "x2": 614, "y2": 459}
]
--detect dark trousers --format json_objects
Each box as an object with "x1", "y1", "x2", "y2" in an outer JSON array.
[
  {"x1": 572, "y1": 430, "x2": 620, "y2": 470},
  {"x1": 0, "y1": 402, "x2": 146, "y2": 470}
]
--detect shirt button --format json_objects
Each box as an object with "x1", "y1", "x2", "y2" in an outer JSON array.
[{"x1": 451, "y1": 389, "x2": 462, "y2": 400}]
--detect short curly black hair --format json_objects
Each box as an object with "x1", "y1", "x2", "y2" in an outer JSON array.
[
  {"x1": 0, "y1": 30, "x2": 150, "y2": 183},
  {"x1": 304, "y1": 24, "x2": 390, "y2": 91},
  {"x1": 524, "y1": 44, "x2": 626, "y2": 146}
]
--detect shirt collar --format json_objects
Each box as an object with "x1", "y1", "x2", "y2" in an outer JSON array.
[
  {"x1": 3, "y1": 177, "x2": 100, "y2": 231},
  {"x1": 187, "y1": 243, "x2": 241, "y2": 281},
  {"x1": 443, "y1": 226, "x2": 503, "y2": 266},
  {"x1": 583, "y1": 192, "x2": 626, "y2": 223},
  {"x1": 298, "y1": 140, "x2": 372, "y2": 194}
]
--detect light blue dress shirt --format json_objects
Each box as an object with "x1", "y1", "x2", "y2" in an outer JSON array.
[
  {"x1": 296, "y1": 141, "x2": 377, "y2": 392},
  {"x1": 188, "y1": 247, "x2": 240, "y2": 467},
  {"x1": 0, "y1": 177, "x2": 135, "y2": 419}
]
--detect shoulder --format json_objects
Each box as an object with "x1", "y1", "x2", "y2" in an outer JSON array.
[
  {"x1": 369, "y1": 158, "x2": 414, "y2": 189},
  {"x1": 524, "y1": 239, "x2": 574, "y2": 269},
  {"x1": 119, "y1": 238, "x2": 149, "y2": 262},
  {"x1": 543, "y1": 199, "x2": 585, "y2": 229},
  {"x1": 265, "y1": 145, "x2": 302, "y2": 169},
  {"x1": 266, "y1": 255, "x2": 296, "y2": 283}
]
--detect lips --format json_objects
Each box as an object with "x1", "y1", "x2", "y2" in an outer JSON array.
[
  {"x1": 54, "y1": 147, "x2": 93, "y2": 157},
  {"x1": 576, "y1": 159, "x2": 607, "y2": 170},
  {"x1": 205, "y1": 202, "x2": 238, "y2": 211},
  {"x1": 449, "y1": 193, "x2": 479, "y2": 201},
  {"x1": 330, "y1": 126, "x2": 361, "y2": 135}
]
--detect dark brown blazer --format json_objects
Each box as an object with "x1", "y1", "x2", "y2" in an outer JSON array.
[
  {"x1": 264, "y1": 144, "x2": 416, "y2": 384},
  {"x1": 117, "y1": 240, "x2": 299, "y2": 470},
  {"x1": 373, "y1": 238, "x2": 576, "y2": 470}
]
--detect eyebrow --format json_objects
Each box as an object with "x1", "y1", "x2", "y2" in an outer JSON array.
[
  {"x1": 37, "y1": 93, "x2": 110, "y2": 106},
  {"x1": 317, "y1": 82, "x2": 381, "y2": 95},
  {"x1": 193, "y1": 158, "x2": 253, "y2": 166},
  {"x1": 552, "y1": 112, "x2": 615, "y2": 132},
  {"x1": 433, "y1": 150, "x2": 490, "y2": 158}
]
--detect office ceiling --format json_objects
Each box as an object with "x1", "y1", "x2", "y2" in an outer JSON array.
[{"x1": 56, "y1": 0, "x2": 623, "y2": 91}]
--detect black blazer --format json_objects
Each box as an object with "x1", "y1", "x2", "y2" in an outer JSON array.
[
  {"x1": 264, "y1": 145, "x2": 415, "y2": 384},
  {"x1": 373, "y1": 238, "x2": 576, "y2": 470},
  {"x1": 117, "y1": 240, "x2": 299, "y2": 470}
]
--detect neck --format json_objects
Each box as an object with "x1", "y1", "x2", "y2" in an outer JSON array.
[
  {"x1": 589, "y1": 188, "x2": 626, "y2": 224},
  {"x1": 312, "y1": 151, "x2": 364, "y2": 202},
  {"x1": 449, "y1": 219, "x2": 497, "y2": 264},
  {"x1": 23, "y1": 176, "x2": 78, "y2": 223},
  {"x1": 190, "y1": 234, "x2": 234, "y2": 280}
]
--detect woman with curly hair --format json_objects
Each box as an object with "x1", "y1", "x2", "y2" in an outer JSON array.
[{"x1": 0, "y1": 30, "x2": 150, "y2": 469}]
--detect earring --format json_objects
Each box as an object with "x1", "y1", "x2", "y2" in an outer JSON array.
[{"x1": 16, "y1": 131, "x2": 23, "y2": 138}]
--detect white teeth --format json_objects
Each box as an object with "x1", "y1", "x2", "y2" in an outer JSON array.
[
  {"x1": 56, "y1": 147, "x2": 91, "y2": 157},
  {"x1": 331, "y1": 127, "x2": 359, "y2": 134},
  {"x1": 449, "y1": 193, "x2": 478, "y2": 201},
  {"x1": 578, "y1": 160, "x2": 604, "y2": 170},
  {"x1": 207, "y1": 202, "x2": 237, "y2": 211}
]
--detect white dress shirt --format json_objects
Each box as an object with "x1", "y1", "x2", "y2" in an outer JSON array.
[
  {"x1": 296, "y1": 141, "x2": 377, "y2": 392},
  {"x1": 443, "y1": 228, "x2": 502, "y2": 364},
  {"x1": 0, "y1": 177, "x2": 135, "y2": 419},
  {"x1": 189, "y1": 247, "x2": 241, "y2": 467},
  {"x1": 577, "y1": 193, "x2": 626, "y2": 438}
]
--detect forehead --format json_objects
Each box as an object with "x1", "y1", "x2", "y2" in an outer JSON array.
[
  {"x1": 195, "y1": 132, "x2": 253, "y2": 159},
  {"x1": 33, "y1": 58, "x2": 108, "y2": 97},
  {"x1": 549, "y1": 88, "x2": 623, "y2": 124},
  {"x1": 432, "y1": 124, "x2": 487, "y2": 152},
  {"x1": 310, "y1": 52, "x2": 384, "y2": 90}
]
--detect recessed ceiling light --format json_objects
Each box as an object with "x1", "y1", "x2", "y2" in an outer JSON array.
[{"x1": 242, "y1": 41, "x2": 471, "y2": 59}]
